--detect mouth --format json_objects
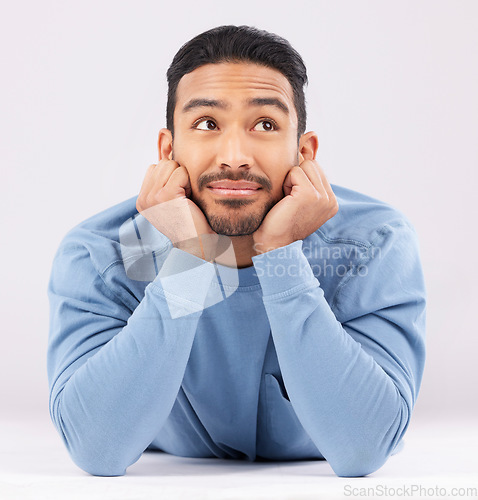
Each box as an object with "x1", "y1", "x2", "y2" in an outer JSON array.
[{"x1": 207, "y1": 181, "x2": 263, "y2": 197}]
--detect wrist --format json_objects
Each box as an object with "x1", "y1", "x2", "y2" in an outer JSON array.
[
  {"x1": 174, "y1": 233, "x2": 222, "y2": 262},
  {"x1": 173, "y1": 238, "x2": 205, "y2": 260},
  {"x1": 253, "y1": 236, "x2": 294, "y2": 255}
]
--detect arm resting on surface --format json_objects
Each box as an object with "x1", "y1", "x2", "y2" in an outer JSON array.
[
  {"x1": 252, "y1": 223, "x2": 426, "y2": 477},
  {"x1": 48, "y1": 244, "x2": 216, "y2": 476}
]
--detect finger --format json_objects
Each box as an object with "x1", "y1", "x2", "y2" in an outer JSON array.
[
  {"x1": 314, "y1": 162, "x2": 338, "y2": 209},
  {"x1": 138, "y1": 164, "x2": 158, "y2": 197},
  {"x1": 163, "y1": 165, "x2": 192, "y2": 198},
  {"x1": 284, "y1": 166, "x2": 315, "y2": 196},
  {"x1": 298, "y1": 160, "x2": 329, "y2": 201},
  {"x1": 137, "y1": 164, "x2": 160, "y2": 211},
  {"x1": 139, "y1": 160, "x2": 182, "y2": 209},
  {"x1": 146, "y1": 160, "x2": 182, "y2": 200},
  {"x1": 149, "y1": 159, "x2": 180, "y2": 190},
  {"x1": 139, "y1": 160, "x2": 177, "y2": 196}
]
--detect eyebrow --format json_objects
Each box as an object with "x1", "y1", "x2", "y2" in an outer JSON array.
[
  {"x1": 182, "y1": 99, "x2": 229, "y2": 113},
  {"x1": 247, "y1": 97, "x2": 289, "y2": 115},
  {"x1": 182, "y1": 97, "x2": 290, "y2": 115}
]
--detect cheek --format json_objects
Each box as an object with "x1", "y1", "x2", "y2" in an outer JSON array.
[
  {"x1": 257, "y1": 149, "x2": 296, "y2": 195},
  {"x1": 172, "y1": 143, "x2": 210, "y2": 184},
  {"x1": 254, "y1": 138, "x2": 297, "y2": 166}
]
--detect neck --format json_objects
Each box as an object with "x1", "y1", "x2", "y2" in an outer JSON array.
[{"x1": 214, "y1": 234, "x2": 257, "y2": 269}]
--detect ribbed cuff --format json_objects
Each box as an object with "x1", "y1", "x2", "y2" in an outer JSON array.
[{"x1": 251, "y1": 240, "x2": 318, "y2": 297}]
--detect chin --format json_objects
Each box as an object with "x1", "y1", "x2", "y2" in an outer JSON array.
[
  {"x1": 207, "y1": 215, "x2": 262, "y2": 237},
  {"x1": 196, "y1": 193, "x2": 277, "y2": 237}
]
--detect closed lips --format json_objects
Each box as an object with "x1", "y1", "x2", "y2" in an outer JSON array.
[{"x1": 207, "y1": 181, "x2": 262, "y2": 190}]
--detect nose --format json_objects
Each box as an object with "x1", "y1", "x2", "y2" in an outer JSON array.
[{"x1": 215, "y1": 128, "x2": 253, "y2": 170}]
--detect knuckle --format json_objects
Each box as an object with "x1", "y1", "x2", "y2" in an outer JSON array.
[
  {"x1": 142, "y1": 193, "x2": 152, "y2": 208},
  {"x1": 146, "y1": 164, "x2": 156, "y2": 176},
  {"x1": 146, "y1": 192, "x2": 160, "y2": 207},
  {"x1": 152, "y1": 189, "x2": 166, "y2": 205},
  {"x1": 312, "y1": 190, "x2": 323, "y2": 203}
]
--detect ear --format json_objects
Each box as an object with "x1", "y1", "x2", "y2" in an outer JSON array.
[
  {"x1": 158, "y1": 128, "x2": 173, "y2": 161},
  {"x1": 298, "y1": 131, "x2": 319, "y2": 163}
]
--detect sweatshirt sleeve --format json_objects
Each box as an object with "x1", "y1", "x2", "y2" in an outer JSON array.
[
  {"x1": 251, "y1": 221, "x2": 426, "y2": 477},
  {"x1": 47, "y1": 240, "x2": 216, "y2": 477}
]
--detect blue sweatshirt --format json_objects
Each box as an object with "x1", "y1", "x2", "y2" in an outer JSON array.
[{"x1": 47, "y1": 184, "x2": 426, "y2": 478}]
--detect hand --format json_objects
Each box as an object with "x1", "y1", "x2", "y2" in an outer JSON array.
[
  {"x1": 252, "y1": 159, "x2": 339, "y2": 254},
  {"x1": 136, "y1": 160, "x2": 218, "y2": 260}
]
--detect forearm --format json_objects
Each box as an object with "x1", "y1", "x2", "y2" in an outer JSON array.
[
  {"x1": 264, "y1": 287, "x2": 408, "y2": 477},
  {"x1": 252, "y1": 239, "x2": 423, "y2": 477},
  {"x1": 48, "y1": 246, "x2": 216, "y2": 476},
  {"x1": 50, "y1": 286, "x2": 199, "y2": 476}
]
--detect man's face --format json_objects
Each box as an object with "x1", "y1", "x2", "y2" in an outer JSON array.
[{"x1": 171, "y1": 62, "x2": 301, "y2": 236}]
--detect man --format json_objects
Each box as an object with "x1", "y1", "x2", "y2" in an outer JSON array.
[{"x1": 47, "y1": 25, "x2": 426, "y2": 478}]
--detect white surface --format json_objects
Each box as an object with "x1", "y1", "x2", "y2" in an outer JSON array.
[{"x1": 0, "y1": 414, "x2": 477, "y2": 500}]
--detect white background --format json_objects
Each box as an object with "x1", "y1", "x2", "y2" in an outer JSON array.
[{"x1": 1, "y1": 0, "x2": 477, "y2": 427}]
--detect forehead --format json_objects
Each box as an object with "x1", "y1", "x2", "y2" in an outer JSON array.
[{"x1": 175, "y1": 62, "x2": 296, "y2": 115}]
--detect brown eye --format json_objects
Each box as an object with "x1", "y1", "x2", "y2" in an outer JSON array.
[
  {"x1": 195, "y1": 119, "x2": 217, "y2": 130},
  {"x1": 253, "y1": 120, "x2": 277, "y2": 132}
]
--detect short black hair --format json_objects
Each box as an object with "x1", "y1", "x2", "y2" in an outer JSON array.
[{"x1": 166, "y1": 25, "x2": 308, "y2": 140}]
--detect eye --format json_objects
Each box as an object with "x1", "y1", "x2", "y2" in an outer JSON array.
[
  {"x1": 194, "y1": 118, "x2": 218, "y2": 131},
  {"x1": 253, "y1": 119, "x2": 278, "y2": 132}
]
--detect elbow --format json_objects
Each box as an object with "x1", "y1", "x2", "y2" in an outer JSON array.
[
  {"x1": 331, "y1": 454, "x2": 386, "y2": 478},
  {"x1": 54, "y1": 420, "x2": 136, "y2": 477},
  {"x1": 49, "y1": 390, "x2": 140, "y2": 476},
  {"x1": 51, "y1": 410, "x2": 138, "y2": 476},
  {"x1": 66, "y1": 438, "x2": 143, "y2": 477},
  {"x1": 71, "y1": 452, "x2": 128, "y2": 477},
  {"x1": 79, "y1": 464, "x2": 126, "y2": 477},
  {"x1": 331, "y1": 395, "x2": 410, "y2": 477},
  {"x1": 328, "y1": 438, "x2": 398, "y2": 477}
]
